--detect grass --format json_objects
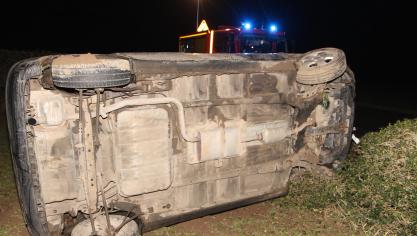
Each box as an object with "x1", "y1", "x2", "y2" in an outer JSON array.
[
  {"x1": 149, "y1": 204, "x2": 356, "y2": 236},
  {"x1": 339, "y1": 119, "x2": 417, "y2": 235},
  {"x1": 0, "y1": 102, "x2": 13, "y2": 199},
  {"x1": 273, "y1": 118, "x2": 417, "y2": 235},
  {"x1": 0, "y1": 136, "x2": 14, "y2": 200},
  {"x1": 0, "y1": 87, "x2": 27, "y2": 236},
  {"x1": 0, "y1": 97, "x2": 21, "y2": 236},
  {"x1": 0, "y1": 224, "x2": 24, "y2": 236}
]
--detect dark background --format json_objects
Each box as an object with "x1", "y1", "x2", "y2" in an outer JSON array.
[{"x1": 1, "y1": 0, "x2": 416, "y2": 135}]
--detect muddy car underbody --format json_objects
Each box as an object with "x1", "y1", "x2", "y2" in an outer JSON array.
[{"x1": 5, "y1": 49, "x2": 355, "y2": 235}]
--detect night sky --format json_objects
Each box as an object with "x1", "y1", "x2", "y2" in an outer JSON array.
[{"x1": 1, "y1": 0, "x2": 416, "y2": 86}]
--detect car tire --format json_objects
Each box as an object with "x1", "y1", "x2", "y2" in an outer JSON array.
[
  {"x1": 6, "y1": 61, "x2": 51, "y2": 236},
  {"x1": 296, "y1": 48, "x2": 347, "y2": 85},
  {"x1": 51, "y1": 54, "x2": 132, "y2": 89}
]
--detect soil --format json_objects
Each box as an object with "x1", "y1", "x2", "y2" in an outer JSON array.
[
  {"x1": 0, "y1": 98, "x2": 29, "y2": 236},
  {"x1": 0, "y1": 193, "x2": 355, "y2": 236},
  {"x1": 145, "y1": 201, "x2": 355, "y2": 236},
  {"x1": 0, "y1": 194, "x2": 29, "y2": 236}
]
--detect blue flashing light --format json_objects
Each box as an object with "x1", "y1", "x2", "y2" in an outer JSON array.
[
  {"x1": 243, "y1": 22, "x2": 252, "y2": 30},
  {"x1": 269, "y1": 24, "x2": 278, "y2": 32}
]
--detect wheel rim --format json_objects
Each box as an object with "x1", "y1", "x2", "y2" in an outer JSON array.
[{"x1": 300, "y1": 49, "x2": 339, "y2": 69}]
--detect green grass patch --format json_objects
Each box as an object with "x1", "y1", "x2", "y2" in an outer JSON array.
[
  {"x1": 0, "y1": 224, "x2": 19, "y2": 236},
  {"x1": 0, "y1": 113, "x2": 14, "y2": 199},
  {"x1": 274, "y1": 118, "x2": 417, "y2": 235},
  {"x1": 0, "y1": 226, "x2": 9, "y2": 236}
]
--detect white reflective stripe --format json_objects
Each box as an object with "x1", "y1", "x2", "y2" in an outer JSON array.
[{"x1": 209, "y1": 30, "x2": 214, "y2": 54}]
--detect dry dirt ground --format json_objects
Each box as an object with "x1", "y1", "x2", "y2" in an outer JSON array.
[
  {"x1": 146, "y1": 202, "x2": 356, "y2": 236},
  {"x1": 0, "y1": 99, "x2": 29, "y2": 236},
  {"x1": 0, "y1": 96, "x2": 357, "y2": 236}
]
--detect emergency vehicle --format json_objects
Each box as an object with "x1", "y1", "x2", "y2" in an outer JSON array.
[{"x1": 179, "y1": 20, "x2": 288, "y2": 53}]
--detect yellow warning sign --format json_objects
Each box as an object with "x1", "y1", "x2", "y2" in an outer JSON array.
[{"x1": 197, "y1": 20, "x2": 210, "y2": 32}]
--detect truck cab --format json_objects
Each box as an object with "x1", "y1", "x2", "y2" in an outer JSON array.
[{"x1": 179, "y1": 21, "x2": 288, "y2": 53}]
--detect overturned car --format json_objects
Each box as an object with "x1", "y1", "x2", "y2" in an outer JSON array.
[{"x1": 5, "y1": 48, "x2": 355, "y2": 235}]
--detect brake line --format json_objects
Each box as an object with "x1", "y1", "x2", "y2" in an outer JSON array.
[
  {"x1": 95, "y1": 88, "x2": 114, "y2": 236},
  {"x1": 78, "y1": 89, "x2": 97, "y2": 235}
]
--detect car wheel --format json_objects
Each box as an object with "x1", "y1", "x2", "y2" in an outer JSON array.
[
  {"x1": 71, "y1": 215, "x2": 140, "y2": 236},
  {"x1": 51, "y1": 54, "x2": 132, "y2": 89},
  {"x1": 296, "y1": 48, "x2": 347, "y2": 85}
]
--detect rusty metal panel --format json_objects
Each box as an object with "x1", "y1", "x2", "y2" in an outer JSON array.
[
  {"x1": 224, "y1": 126, "x2": 243, "y2": 157},
  {"x1": 115, "y1": 108, "x2": 172, "y2": 196},
  {"x1": 174, "y1": 182, "x2": 208, "y2": 210},
  {"x1": 199, "y1": 128, "x2": 224, "y2": 160},
  {"x1": 33, "y1": 124, "x2": 80, "y2": 203},
  {"x1": 169, "y1": 75, "x2": 210, "y2": 101},
  {"x1": 214, "y1": 177, "x2": 240, "y2": 202},
  {"x1": 216, "y1": 74, "x2": 245, "y2": 98},
  {"x1": 245, "y1": 120, "x2": 291, "y2": 145},
  {"x1": 188, "y1": 121, "x2": 244, "y2": 163}
]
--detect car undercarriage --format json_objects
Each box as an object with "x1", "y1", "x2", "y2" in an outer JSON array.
[{"x1": 5, "y1": 49, "x2": 355, "y2": 235}]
